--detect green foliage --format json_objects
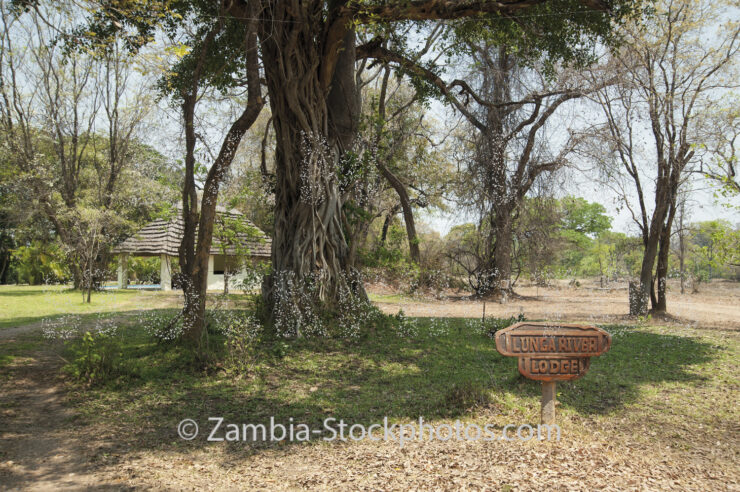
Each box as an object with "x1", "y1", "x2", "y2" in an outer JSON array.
[
  {"x1": 63, "y1": 330, "x2": 122, "y2": 385},
  {"x1": 12, "y1": 240, "x2": 70, "y2": 285},
  {"x1": 450, "y1": 0, "x2": 639, "y2": 74},
  {"x1": 560, "y1": 197, "x2": 612, "y2": 240},
  {"x1": 128, "y1": 257, "x2": 161, "y2": 284},
  {"x1": 207, "y1": 310, "x2": 263, "y2": 376},
  {"x1": 683, "y1": 220, "x2": 740, "y2": 281},
  {"x1": 362, "y1": 222, "x2": 421, "y2": 284}
]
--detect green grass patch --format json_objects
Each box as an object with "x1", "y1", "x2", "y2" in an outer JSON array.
[
  {"x1": 0, "y1": 285, "x2": 167, "y2": 330},
  {"x1": 49, "y1": 314, "x2": 738, "y2": 455}
]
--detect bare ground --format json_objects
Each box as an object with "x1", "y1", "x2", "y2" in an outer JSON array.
[
  {"x1": 373, "y1": 279, "x2": 740, "y2": 331},
  {"x1": 0, "y1": 353, "x2": 117, "y2": 490},
  {"x1": 1, "y1": 281, "x2": 738, "y2": 490}
]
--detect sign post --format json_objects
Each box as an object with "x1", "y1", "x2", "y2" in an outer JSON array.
[{"x1": 494, "y1": 322, "x2": 611, "y2": 424}]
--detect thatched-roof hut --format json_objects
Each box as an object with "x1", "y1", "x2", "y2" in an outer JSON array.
[{"x1": 112, "y1": 206, "x2": 270, "y2": 291}]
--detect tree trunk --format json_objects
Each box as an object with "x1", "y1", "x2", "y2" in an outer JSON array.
[
  {"x1": 654, "y1": 196, "x2": 677, "y2": 313},
  {"x1": 86, "y1": 250, "x2": 93, "y2": 303},
  {"x1": 678, "y1": 202, "x2": 686, "y2": 294},
  {"x1": 380, "y1": 205, "x2": 400, "y2": 246},
  {"x1": 0, "y1": 253, "x2": 8, "y2": 284},
  {"x1": 178, "y1": 91, "x2": 201, "y2": 343},
  {"x1": 477, "y1": 203, "x2": 513, "y2": 297},
  {"x1": 492, "y1": 210, "x2": 514, "y2": 293},
  {"x1": 259, "y1": 5, "x2": 362, "y2": 317},
  {"x1": 654, "y1": 232, "x2": 669, "y2": 313},
  {"x1": 177, "y1": 15, "x2": 263, "y2": 347},
  {"x1": 376, "y1": 162, "x2": 420, "y2": 264},
  {"x1": 635, "y1": 215, "x2": 663, "y2": 316}
]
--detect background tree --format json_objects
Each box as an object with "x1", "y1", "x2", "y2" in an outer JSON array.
[
  {"x1": 696, "y1": 96, "x2": 739, "y2": 196},
  {"x1": 446, "y1": 42, "x2": 596, "y2": 296},
  {"x1": 0, "y1": 1, "x2": 175, "y2": 293},
  {"x1": 349, "y1": 54, "x2": 452, "y2": 272},
  {"x1": 585, "y1": 0, "x2": 739, "y2": 314}
]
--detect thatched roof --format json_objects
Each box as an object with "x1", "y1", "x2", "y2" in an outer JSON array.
[{"x1": 112, "y1": 206, "x2": 271, "y2": 258}]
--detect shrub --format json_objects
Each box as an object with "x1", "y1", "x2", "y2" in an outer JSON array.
[
  {"x1": 390, "y1": 309, "x2": 418, "y2": 338},
  {"x1": 215, "y1": 311, "x2": 263, "y2": 375},
  {"x1": 128, "y1": 256, "x2": 160, "y2": 284},
  {"x1": 63, "y1": 330, "x2": 122, "y2": 385},
  {"x1": 331, "y1": 286, "x2": 384, "y2": 338},
  {"x1": 12, "y1": 240, "x2": 70, "y2": 285},
  {"x1": 142, "y1": 311, "x2": 184, "y2": 342}
]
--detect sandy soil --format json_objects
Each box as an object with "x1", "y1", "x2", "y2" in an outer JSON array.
[
  {"x1": 0, "y1": 354, "x2": 107, "y2": 490},
  {"x1": 373, "y1": 279, "x2": 740, "y2": 331}
]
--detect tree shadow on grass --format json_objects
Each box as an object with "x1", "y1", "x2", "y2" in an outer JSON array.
[
  {"x1": 555, "y1": 327, "x2": 718, "y2": 415},
  {"x1": 63, "y1": 316, "x2": 721, "y2": 467}
]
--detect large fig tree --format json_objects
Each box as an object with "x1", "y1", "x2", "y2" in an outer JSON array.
[{"x1": 57, "y1": 0, "x2": 636, "y2": 329}]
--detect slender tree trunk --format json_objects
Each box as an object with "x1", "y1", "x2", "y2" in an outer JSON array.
[
  {"x1": 380, "y1": 205, "x2": 400, "y2": 246},
  {"x1": 654, "y1": 229, "x2": 670, "y2": 313},
  {"x1": 635, "y1": 204, "x2": 666, "y2": 315},
  {"x1": 492, "y1": 210, "x2": 514, "y2": 293},
  {"x1": 679, "y1": 203, "x2": 686, "y2": 294},
  {"x1": 178, "y1": 15, "x2": 263, "y2": 347},
  {"x1": 178, "y1": 91, "x2": 201, "y2": 342},
  {"x1": 376, "y1": 162, "x2": 420, "y2": 264},
  {"x1": 654, "y1": 196, "x2": 677, "y2": 313},
  {"x1": 0, "y1": 254, "x2": 8, "y2": 284}
]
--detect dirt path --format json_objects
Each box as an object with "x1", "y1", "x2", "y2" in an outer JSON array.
[
  {"x1": 0, "y1": 351, "x2": 117, "y2": 490},
  {"x1": 0, "y1": 321, "x2": 52, "y2": 341}
]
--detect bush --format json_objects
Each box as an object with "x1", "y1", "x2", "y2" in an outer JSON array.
[
  {"x1": 408, "y1": 268, "x2": 466, "y2": 296},
  {"x1": 12, "y1": 240, "x2": 70, "y2": 285},
  {"x1": 210, "y1": 310, "x2": 263, "y2": 375},
  {"x1": 63, "y1": 330, "x2": 122, "y2": 385},
  {"x1": 142, "y1": 311, "x2": 184, "y2": 342},
  {"x1": 389, "y1": 309, "x2": 418, "y2": 338},
  {"x1": 128, "y1": 256, "x2": 160, "y2": 284}
]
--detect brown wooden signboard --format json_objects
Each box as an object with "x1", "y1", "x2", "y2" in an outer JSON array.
[
  {"x1": 494, "y1": 322, "x2": 612, "y2": 423},
  {"x1": 495, "y1": 323, "x2": 611, "y2": 381}
]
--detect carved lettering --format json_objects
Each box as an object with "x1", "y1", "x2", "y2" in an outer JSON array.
[{"x1": 496, "y1": 323, "x2": 611, "y2": 382}]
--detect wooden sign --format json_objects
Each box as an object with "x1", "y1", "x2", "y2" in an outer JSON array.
[
  {"x1": 495, "y1": 323, "x2": 611, "y2": 381},
  {"x1": 494, "y1": 322, "x2": 611, "y2": 423}
]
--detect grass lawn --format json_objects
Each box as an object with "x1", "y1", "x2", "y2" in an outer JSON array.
[
  {"x1": 0, "y1": 285, "x2": 173, "y2": 330},
  {"x1": 0, "y1": 285, "x2": 256, "y2": 331},
  {"x1": 55, "y1": 316, "x2": 738, "y2": 457}
]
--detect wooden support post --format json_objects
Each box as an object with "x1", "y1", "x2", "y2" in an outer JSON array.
[{"x1": 541, "y1": 381, "x2": 556, "y2": 425}]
